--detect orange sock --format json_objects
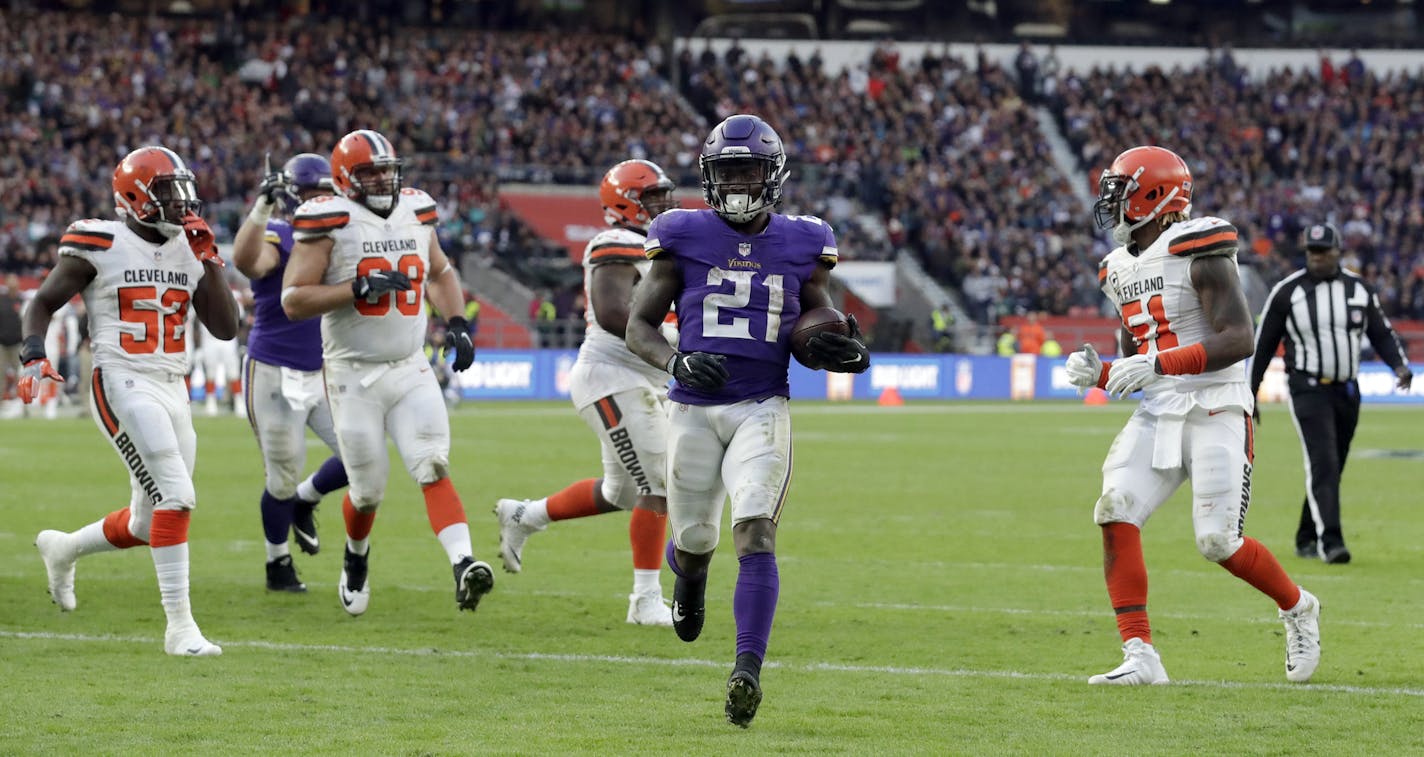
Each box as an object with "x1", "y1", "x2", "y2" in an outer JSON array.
[
  {"x1": 1219, "y1": 537, "x2": 1302, "y2": 610},
  {"x1": 547, "y1": 478, "x2": 600, "y2": 521},
  {"x1": 342, "y1": 495, "x2": 377, "y2": 540},
  {"x1": 101, "y1": 507, "x2": 148, "y2": 548},
  {"x1": 149, "y1": 509, "x2": 190, "y2": 547},
  {"x1": 227, "y1": 379, "x2": 241, "y2": 399},
  {"x1": 205, "y1": 380, "x2": 216, "y2": 398},
  {"x1": 629, "y1": 507, "x2": 667, "y2": 570},
  {"x1": 1102, "y1": 522, "x2": 1151, "y2": 644},
  {"x1": 422, "y1": 478, "x2": 467, "y2": 535}
]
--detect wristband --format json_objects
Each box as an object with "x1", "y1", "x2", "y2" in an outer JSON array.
[
  {"x1": 1096, "y1": 361, "x2": 1112, "y2": 390},
  {"x1": 665, "y1": 353, "x2": 678, "y2": 374},
  {"x1": 1155, "y1": 343, "x2": 1208, "y2": 375},
  {"x1": 20, "y1": 334, "x2": 46, "y2": 364},
  {"x1": 447, "y1": 316, "x2": 469, "y2": 333},
  {"x1": 246, "y1": 197, "x2": 274, "y2": 228}
]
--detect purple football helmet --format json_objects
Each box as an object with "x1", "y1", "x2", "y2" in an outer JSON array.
[
  {"x1": 699, "y1": 114, "x2": 788, "y2": 224},
  {"x1": 280, "y1": 153, "x2": 335, "y2": 212}
]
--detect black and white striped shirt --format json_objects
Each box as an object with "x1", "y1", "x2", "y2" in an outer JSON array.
[{"x1": 1249, "y1": 268, "x2": 1408, "y2": 391}]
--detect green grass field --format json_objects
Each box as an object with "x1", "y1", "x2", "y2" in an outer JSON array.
[{"x1": 2, "y1": 400, "x2": 1422, "y2": 755}]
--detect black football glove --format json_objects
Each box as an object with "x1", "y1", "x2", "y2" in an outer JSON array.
[
  {"x1": 444, "y1": 316, "x2": 476, "y2": 372},
  {"x1": 257, "y1": 153, "x2": 287, "y2": 204},
  {"x1": 806, "y1": 314, "x2": 870, "y2": 373},
  {"x1": 666, "y1": 351, "x2": 729, "y2": 392},
  {"x1": 351, "y1": 269, "x2": 411, "y2": 301}
]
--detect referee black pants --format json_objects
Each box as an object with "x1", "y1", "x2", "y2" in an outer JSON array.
[{"x1": 1287, "y1": 376, "x2": 1360, "y2": 553}]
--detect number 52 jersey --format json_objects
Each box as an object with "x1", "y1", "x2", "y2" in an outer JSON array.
[
  {"x1": 292, "y1": 189, "x2": 439, "y2": 363},
  {"x1": 1098, "y1": 215, "x2": 1253, "y2": 415},
  {"x1": 645, "y1": 208, "x2": 837, "y2": 405},
  {"x1": 59, "y1": 219, "x2": 204, "y2": 376}
]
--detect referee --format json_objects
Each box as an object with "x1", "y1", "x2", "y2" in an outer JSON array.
[{"x1": 1250, "y1": 223, "x2": 1413, "y2": 564}]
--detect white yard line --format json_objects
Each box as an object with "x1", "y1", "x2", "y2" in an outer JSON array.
[{"x1": 2, "y1": 629, "x2": 1420, "y2": 699}]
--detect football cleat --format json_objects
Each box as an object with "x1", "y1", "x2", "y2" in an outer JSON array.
[
  {"x1": 36, "y1": 530, "x2": 78, "y2": 612},
  {"x1": 265, "y1": 555, "x2": 307, "y2": 593},
  {"x1": 1281, "y1": 588, "x2": 1321, "y2": 683},
  {"x1": 164, "y1": 625, "x2": 222, "y2": 657},
  {"x1": 1088, "y1": 638, "x2": 1169, "y2": 685},
  {"x1": 671, "y1": 574, "x2": 706, "y2": 643},
  {"x1": 627, "y1": 590, "x2": 674, "y2": 627},
  {"x1": 339, "y1": 545, "x2": 370, "y2": 616},
  {"x1": 454, "y1": 557, "x2": 495, "y2": 612},
  {"x1": 725, "y1": 654, "x2": 764, "y2": 728},
  {"x1": 493, "y1": 498, "x2": 544, "y2": 573},
  {"x1": 1323, "y1": 546, "x2": 1351, "y2": 565},
  {"x1": 291, "y1": 500, "x2": 320, "y2": 555}
]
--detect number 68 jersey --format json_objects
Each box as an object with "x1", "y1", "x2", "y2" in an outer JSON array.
[
  {"x1": 1098, "y1": 215, "x2": 1254, "y2": 415},
  {"x1": 59, "y1": 219, "x2": 204, "y2": 375},
  {"x1": 293, "y1": 189, "x2": 438, "y2": 363}
]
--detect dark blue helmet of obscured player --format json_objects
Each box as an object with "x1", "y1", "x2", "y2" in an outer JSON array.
[
  {"x1": 699, "y1": 114, "x2": 788, "y2": 224},
  {"x1": 280, "y1": 153, "x2": 335, "y2": 212}
]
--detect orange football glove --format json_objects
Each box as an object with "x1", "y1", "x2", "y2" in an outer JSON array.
[
  {"x1": 17, "y1": 358, "x2": 64, "y2": 404},
  {"x1": 182, "y1": 211, "x2": 223, "y2": 267}
]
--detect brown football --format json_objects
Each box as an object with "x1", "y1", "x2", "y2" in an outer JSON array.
[{"x1": 790, "y1": 307, "x2": 850, "y2": 368}]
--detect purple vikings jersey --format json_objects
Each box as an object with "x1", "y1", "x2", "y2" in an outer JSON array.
[
  {"x1": 246, "y1": 218, "x2": 323, "y2": 371},
  {"x1": 645, "y1": 208, "x2": 838, "y2": 405}
]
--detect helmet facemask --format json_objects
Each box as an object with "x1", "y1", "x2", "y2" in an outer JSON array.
[
  {"x1": 701, "y1": 154, "x2": 784, "y2": 224},
  {"x1": 1094, "y1": 166, "x2": 1186, "y2": 246},
  {"x1": 346, "y1": 161, "x2": 402, "y2": 214},
  {"x1": 123, "y1": 173, "x2": 202, "y2": 239}
]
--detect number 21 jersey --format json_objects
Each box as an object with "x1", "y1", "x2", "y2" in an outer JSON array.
[
  {"x1": 59, "y1": 219, "x2": 203, "y2": 376},
  {"x1": 645, "y1": 208, "x2": 837, "y2": 405},
  {"x1": 293, "y1": 189, "x2": 438, "y2": 362}
]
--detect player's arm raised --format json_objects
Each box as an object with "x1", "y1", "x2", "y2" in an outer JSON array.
[
  {"x1": 193, "y1": 259, "x2": 240, "y2": 340},
  {"x1": 625, "y1": 257, "x2": 681, "y2": 372},
  {"x1": 232, "y1": 163, "x2": 285, "y2": 280}
]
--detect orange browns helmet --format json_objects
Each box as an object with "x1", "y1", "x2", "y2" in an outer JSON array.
[
  {"x1": 331, "y1": 129, "x2": 402, "y2": 213},
  {"x1": 112, "y1": 146, "x2": 202, "y2": 238},
  {"x1": 599, "y1": 159, "x2": 676, "y2": 231},
  {"x1": 1093, "y1": 146, "x2": 1193, "y2": 239}
]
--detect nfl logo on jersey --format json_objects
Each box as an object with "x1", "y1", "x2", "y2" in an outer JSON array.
[{"x1": 738, "y1": 242, "x2": 752, "y2": 257}]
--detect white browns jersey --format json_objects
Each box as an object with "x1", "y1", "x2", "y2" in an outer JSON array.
[
  {"x1": 293, "y1": 189, "x2": 438, "y2": 362},
  {"x1": 577, "y1": 226, "x2": 667, "y2": 385},
  {"x1": 1098, "y1": 215, "x2": 1254, "y2": 415},
  {"x1": 58, "y1": 219, "x2": 204, "y2": 376}
]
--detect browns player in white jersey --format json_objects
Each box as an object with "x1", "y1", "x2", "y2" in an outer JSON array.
[
  {"x1": 1064, "y1": 146, "x2": 1321, "y2": 685},
  {"x1": 494, "y1": 159, "x2": 678, "y2": 627},
  {"x1": 26, "y1": 146, "x2": 239, "y2": 656},
  {"x1": 281, "y1": 129, "x2": 493, "y2": 617}
]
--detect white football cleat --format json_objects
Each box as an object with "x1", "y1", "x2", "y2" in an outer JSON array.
[
  {"x1": 35, "y1": 530, "x2": 78, "y2": 611},
  {"x1": 1088, "y1": 638, "x2": 1169, "y2": 685},
  {"x1": 339, "y1": 545, "x2": 371, "y2": 616},
  {"x1": 493, "y1": 498, "x2": 544, "y2": 574},
  {"x1": 626, "y1": 591, "x2": 674, "y2": 627},
  {"x1": 1281, "y1": 588, "x2": 1321, "y2": 683},
  {"x1": 164, "y1": 625, "x2": 222, "y2": 657}
]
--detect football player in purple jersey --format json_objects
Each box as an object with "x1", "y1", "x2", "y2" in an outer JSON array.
[
  {"x1": 232, "y1": 154, "x2": 349, "y2": 592},
  {"x1": 625, "y1": 114, "x2": 870, "y2": 727}
]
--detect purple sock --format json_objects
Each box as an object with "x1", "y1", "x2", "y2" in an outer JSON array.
[
  {"x1": 666, "y1": 539, "x2": 690, "y2": 577},
  {"x1": 311, "y1": 456, "x2": 348, "y2": 496},
  {"x1": 733, "y1": 552, "x2": 779, "y2": 662},
  {"x1": 260, "y1": 490, "x2": 294, "y2": 545}
]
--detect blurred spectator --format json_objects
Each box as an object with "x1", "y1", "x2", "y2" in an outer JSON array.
[
  {"x1": 0, "y1": 274, "x2": 22, "y2": 395},
  {"x1": 931, "y1": 303, "x2": 955, "y2": 353},
  {"x1": 1016, "y1": 312, "x2": 1046, "y2": 355}
]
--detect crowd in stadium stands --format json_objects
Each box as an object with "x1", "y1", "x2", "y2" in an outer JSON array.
[
  {"x1": 1051, "y1": 53, "x2": 1424, "y2": 319},
  {"x1": 2, "y1": 7, "x2": 1422, "y2": 324}
]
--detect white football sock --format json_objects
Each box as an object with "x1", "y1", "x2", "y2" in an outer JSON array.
[
  {"x1": 265, "y1": 540, "x2": 290, "y2": 561},
  {"x1": 295, "y1": 477, "x2": 320, "y2": 504},
  {"x1": 436, "y1": 523, "x2": 473, "y2": 564},
  {"x1": 633, "y1": 569, "x2": 662, "y2": 596},
  {"x1": 522, "y1": 498, "x2": 552, "y2": 529},
  {"x1": 151, "y1": 543, "x2": 196, "y2": 630},
  {"x1": 72, "y1": 519, "x2": 121, "y2": 557},
  {"x1": 346, "y1": 537, "x2": 370, "y2": 556}
]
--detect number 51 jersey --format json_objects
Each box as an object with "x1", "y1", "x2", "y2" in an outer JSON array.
[
  {"x1": 292, "y1": 190, "x2": 439, "y2": 363},
  {"x1": 59, "y1": 219, "x2": 204, "y2": 375},
  {"x1": 645, "y1": 208, "x2": 837, "y2": 405},
  {"x1": 1098, "y1": 215, "x2": 1254, "y2": 415}
]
